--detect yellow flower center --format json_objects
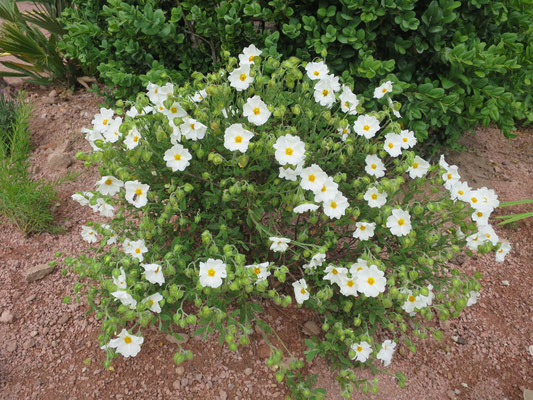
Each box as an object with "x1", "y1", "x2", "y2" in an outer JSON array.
[
  {"x1": 347, "y1": 280, "x2": 354, "y2": 287},
  {"x1": 344, "y1": 101, "x2": 349, "y2": 108},
  {"x1": 447, "y1": 173, "x2": 452, "y2": 180},
  {"x1": 89, "y1": 231, "x2": 93, "y2": 235},
  {"x1": 371, "y1": 193, "x2": 378, "y2": 200},
  {"x1": 357, "y1": 346, "x2": 363, "y2": 352},
  {"x1": 300, "y1": 288, "x2": 306, "y2": 294},
  {"x1": 105, "y1": 178, "x2": 113, "y2": 185},
  {"x1": 382, "y1": 88, "x2": 388, "y2": 93},
  {"x1": 322, "y1": 89, "x2": 329, "y2": 97},
  {"x1": 253, "y1": 107, "x2": 260, "y2": 115},
  {"x1": 124, "y1": 336, "x2": 132, "y2": 344},
  {"x1": 159, "y1": 106, "x2": 164, "y2": 111},
  {"x1": 330, "y1": 201, "x2": 337, "y2": 209},
  {"x1": 190, "y1": 124, "x2": 195, "y2": 130},
  {"x1": 343, "y1": 129, "x2": 348, "y2": 134},
  {"x1": 313, "y1": 71, "x2": 319, "y2": 76},
  {"x1": 133, "y1": 136, "x2": 139, "y2": 143},
  {"x1": 239, "y1": 73, "x2": 247, "y2": 81},
  {"x1": 285, "y1": 147, "x2": 293, "y2": 156},
  {"x1": 367, "y1": 277, "x2": 375, "y2": 285},
  {"x1": 149, "y1": 299, "x2": 154, "y2": 306},
  {"x1": 360, "y1": 225, "x2": 366, "y2": 231},
  {"x1": 253, "y1": 266, "x2": 261, "y2": 275},
  {"x1": 403, "y1": 137, "x2": 408, "y2": 143},
  {"x1": 155, "y1": 267, "x2": 159, "y2": 273},
  {"x1": 371, "y1": 163, "x2": 377, "y2": 170},
  {"x1": 398, "y1": 218, "x2": 405, "y2": 226},
  {"x1": 363, "y1": 125, "x2": 370, "y2": 131},
  {"x1": 477, "y1": 212, "x2": 483, "y2": 217},
  {"x1": 413, "y1": 162, "x2": 419, "y2": 169},
  {"x1": 332, "y1": 269, "x2": 338, "y2": 275},
  {"x1": 471, "y1": 197, "x2": 478, "y2": 203},
  {"x1": 321, "y1": 186, "x2": 327, "y2": 193},
  {"x1": 208, "y1": 269, "x2": 216, "y2": 277},
  {"x1": 135, "y1": 248, "x2": 141, "y2": 254},
  {"x1": 458, "y1": 190, "x2": 464, "y2": 195},
  {"x1": 235, "y1": 135, "x2": 243, "y2": 143},
  {"x1": 408, "y1": 295, "x2": 416, "y2": 303},
  {"x1": 388, "y1": 142, "x2": 394, "y2": 149},
  {"x1": 155, "y1": 88, "x2": 158, "y2": 94},
  {"x1": 103, "y1": 119, "x2": 109, "y2": 126},
  {"x1": 308, "y1": 174, "x2": 316, "y2": 182},
  {"x1": 174, "y1": 153, "x2": 181, "y2": 161},
  {"x1": 170, "y1": 107, "x2": 178, "y2": 114},
  {"x1": 135, "y1": 188, "x2": 143, "y2": 196},
  {"x1": 249, "y1": 55, "x2": 254, "y2": 62}
]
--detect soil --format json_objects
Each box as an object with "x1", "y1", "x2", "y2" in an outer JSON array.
[{"x1": 0, "y1": 82, "x2": 532, "y2": 400}]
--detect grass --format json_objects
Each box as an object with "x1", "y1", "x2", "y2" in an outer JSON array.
[{"x1": 0, "y1": 91, "x2": 62, "y2": 234}]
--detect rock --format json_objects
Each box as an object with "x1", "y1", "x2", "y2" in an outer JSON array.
[
  {"x1": 451, "y1": 335, "x2": 459, "y2": 343},
  {"x1": 29, "y1": 164, "x2": 41, "y2": 175},
  {"x1": 166, "y1": 333, "x2": 189, "y2": 345},
  {"x1": 257, "y1": 343, "x2": 270, "y2": 358},
  {"x1": 528, "y1": 345, "x2": 533, "y2": 357},
  {"x1": 47, "y1": 152, "x2": 72, "y2": 171},
  {"x1": 501, "y1": 280, "x2": 510, "y2": 286},
  {"x1": 172, "y1": 380, "x2": 180, "y2": 390},
  {"x1": 0, "y1": 310, "x2": 14, "y2": 324},
  {"x1": 457, "y1": 336, "x2": 468, "y2": 345},
  {"x1": 24, "y1": 264, "x2": 55, "y2": 282},
  {"x1": 58, "y1": 314, "x2": 70, "y2": 325},
  {"x1": 219, "y1": 390, "x2": 227, "y2": 400},
  {"x1": 23, "y1": 339, "x2": 35, "y2": 350},
  {"x1": 524, "y1": 389, "x2": 533, "y2": 400},
  {"x1": 56, "y1": 139, "x2": 73, "y2": 153},
  {"x1": 48, "y1": 89, "x2": 57, "y2": 97},
  {"x1": 30, "y1": 330, "x2": 38, "y2": 337},
  {"x1": 6, "y1": 341, "x2": 17, "y2": 353},
  {"x1": 176, "y1": 366, "x2": 184, "y2": 376},
  {"x1": 302, "y1": 320, "x2": 321, "y2": 336},
  {"x1": 243, "y1": 367, "x2": 252, "y2": 376},
  {"x1": 447, "y1": 389, "x2": 456, "y2": 399}
]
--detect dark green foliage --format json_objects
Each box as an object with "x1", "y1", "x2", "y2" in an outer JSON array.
[
  {"x1": 59, "y1": 0, "x2": 532, "y2": 146},
  {"x1": 0, "y1": 93, "x2": 61, "y2": 234},
  {"x1": 0, "y1": 93, "x2": 19, "y2": 154}
]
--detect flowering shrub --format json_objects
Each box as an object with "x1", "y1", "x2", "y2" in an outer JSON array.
[{"x1": 66, "y1": 47, "x2": 511, "y2": 398}]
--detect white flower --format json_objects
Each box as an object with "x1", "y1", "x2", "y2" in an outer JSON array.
[
  {"x1": 229, "y1": 64, "x2": 254, "y2": 91},
  {"x1": 478, "y1": 224, "x2": 499, "y2": 245},
  {"x1": 111, "y1": 290, "x2": 137, "y2": 309},
  {"x1": 299, "y1": 164, "x2": 328, "y2": 192},
  {"x1": 293, "y1": 203, "x2": 319, "y2": 214},
  {"x1": 81, "y1": 225, "x2": 98, "y2": 243},
  {"x1": 323, "y1": 192, "x2": 349, "y2": 219},
  {"x1": 477, "y1": 187, "x2": 500, "y2": 211},
  {"x1": 472, "y1": 209, "x2": 490, "y2": 226},
  {"x1": 106, "y1": 329, "x2": 144, "y2": 358},
  {"x1": 83, "y1": 127, "x2": 105, "y2": 151},
  {"x1": 399, "y1": 130, "x2": 416, "y2": 149},
  {"x1": 353, "y1": 222, "x2": 376, "y2": 241},
  {"x1": 442, "y1": 165, "x2": 460, "y2": 190},
  {"x1": 180, "y1": 118, "x2": 207, "y2": 141},
  {"x1": 143, "y1": 292, "x2": 163, "y2": 313},
  {"x1": 351, "y1": 341, "x2": 372, "y2": 362},
  {"x1": 239, "y1": 44, "x2": 262, "y2": 65},
  {"x1": 279, "y1": 162, "x2": 303, "y2": 181},
  {"x1": 147, "y1": 82, "x2": 173, "y2": 104},
  {"x1": 388, "y1": 97, "x2": 401, "y2": 118},
  {"x1": 169, "y1": 119, "x2": 182, "y2": 144},
  {"x1": 356, "y1": 265, "x2": 386, "y2": 297},
  {"x1": 96, "y1": 198, "x2": 115, "y2": 218},
  {"x1": 92, "y1": 107, "x2": 115, "y2": 132},
  {"x1": 313, "y1": 176, "x2": 339, "y2": 203},
  {"x1": 339, "y1": 86, "x2": 359, "y2": 115},
  {"x1": 269, "y1": 237, "x2": 291, "y2": 252},
  {"x1": 314, "y1": 74, "x2": 341, "y2": 108},
  {"x1": 308, "y1": 253, "x2": 326, "y2": 270},
  {"x1": 439, "y1": 154, "x2": 449, "y2": 169},
  {"x1": 401, "y1": 290, "x2": 425, "y2": 313},
  {"x1": 448, "y1": 181, "x2": 471, "y2": 202},
  {"x1": 365, "y1": 154, "x2": 386, "y2": 178},
  {"x1": 243, "y1": 95, "x2": 271, "y2": 126},
  {"x1": 386, "y1": 208, "x2": 412, "y2": 236},
  {"x1": 273, "y1": 134, "x2": 306, "y2": 166},
  {"x1": 467, "y1": 291, "x2": 481, "y2": 306},
  {"x1": 383, "y1": 133, "x2": 403, "y2": 157},
  {"x1": 305, "y1": 61, "x2": 329, "y2": 80},
  {"x1": 416, "y1": 285, "x2": 435, "y2": 309},
  {"x1": 124, "y1": 180, "x2": 150, "y2": 208},
  {"x1": 191, "y1": 89, "x2": 207, "y2": 103},
  {"x1": 199, "y1": 258, "x2": 227, "y2": 288},
  {"x1": 101, "y1": 224, "x2": 117, "y2": 244},
  {"x1": 113, "y1": 267, "x2": 127, "y2": 289},
  {"x1": 224, "y1": 123, "x2": 254, "y2": 153},
  {"x1": 353, "y1": 115, "x2": 380, "y2": 139},
  {"x1": 102, "y1": 117, "x2": 123, "y2": 143},
  {"x1": 376, "y1": 340, "x2": 396, "y2": 366},
  {"x1": 123, "y1": 238, "x2": 148, "y2": 262},
  {"x1": 407, "y1": 156, "x2": 430, "y2": 179},
  {"x1": 374, "y1": 81, "x2": 393, "y2": 99},
  {"x1": 337, "y1": 126, "x2": 350, "y2": 141},
  {"x1": 349, "y1": 258, "x2": 368, "y2": 276},
  {"x1": 339, "y1": 275, "x2": 359, "y2": 297},
  {"x1": 292, "y1": 279, "x2": 310, "y2": 304},
  {"x1": 364, "y1": 186, "x2": 387, "y2": 208},
  {"x1": 124, "y1": 127, "x2": 142, "y2": 149},
  {"x1": 164, "y1": 144, "x2": 192, "y2": 172},
  {"x1": 96, "y1": 176, "x2": 123, "y2": 196},
  {"x1": 245, "y1": 262, "x2": 270, "y2": 283},
  {"x1": 141, "y1": 263, "x2": 165, "y2": 285},
  {"x1": 466, "y1": 232, "x2": 482, "y2": 251},
  {"x1": 323, "y1": 265, "x2": 348, "y2": 286},
  {"x1": 495, "y1": 241, "x2": 511, "y2": 262}
]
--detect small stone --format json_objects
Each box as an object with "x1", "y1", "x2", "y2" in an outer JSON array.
[
  {"x1": 166, "y1": 333, "x2": 189, "y2": 345},
  {"x1": 257, "y1": 343, "x2": 270, "y2": 358},
  {"x1": 48, "y1": 89, "x2": 57, "y2": 97},
  {"x1": 451, "y1": 336, "x2": 459, "y2": 343},
  {"x1": 6, "y1": 341, "x2": 17, "y2": 353},
  {"x1": 58, "y1": 314, "x2": 70, "y2": 325},
  {"x1": 243, "y1": 367, "x2": 253, "y2": 376},
  {"x1": 302, "y1": 320, "x2": 321, "y2": 336},
  {"x1": 47, "y1": 152, "x2": 72, "y2": 171},
  {"x1": 172, "y1": 380, "x2": 180, "y2": 390},
  {"x1": 457, "y1": 336, "x2": 467, "y2": 345},
  {"x1": 501, "y1": 280, "x2": 510, "y2": 286},
  {"x1": 524, "y1": 389, "x2": 533, "y2": 400},
  {"x1": 23, "y1": 339, "x2": 35, "y2": 350},
  {"x1": 447, "y1": 389, "x2": 456, "y2": 399},
  {"x1": 0, "y1": 310, "x2": 14, "y2": 324},
  {"x1": 399, "y1": 345, "x2": 407, "y2": 356},
  {"x1": 30, "y1": 330, "x2": 38, "y2": 337},
  {"x1": 24, "y1": 264, "x2": 55, "y2": 282},
  {"x1": 219, "y1": 390, "x2": 227, "y2": 400},
  {"x1": 176, "y1": 366, "x2": 184, "y2": 376},
  {"x1": 528, "y1": 345, "x2": 533, "y2": 357},
  {"x1": 56, "y1": 139, "x2": 73, "y2": 153},
  {"x1": 461, "y1": 382, "x2": 468, "y2": 388},
  {"x1": 455, "y1": 389, "x2": 461, "y2": 394}
]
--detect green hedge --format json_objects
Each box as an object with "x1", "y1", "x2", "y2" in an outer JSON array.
[{"x1": 59, "y1": 0, "x2": 533, "y2": 146}]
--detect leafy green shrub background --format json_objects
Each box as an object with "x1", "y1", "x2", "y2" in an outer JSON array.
[{"x1": 59, "y1": 0, "x2": 532, "y2": 147}]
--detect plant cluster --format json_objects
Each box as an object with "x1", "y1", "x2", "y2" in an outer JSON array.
[
  {"x1": 59, "y1": 0, "x2": 532, "y2": 146},
  {"x1": 66, "y1": 49, "x2": 511, "y2": 398},
  {"x1": 0, "y1": 92, "x2": 61, "y2": 234}
]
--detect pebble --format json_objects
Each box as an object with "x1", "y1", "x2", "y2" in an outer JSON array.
[
  {"x1": 447, "y1": 389, "x2": 456, "y2": 399},
  {"x1": 172, "y1": 380, "x2": 180, "y2": 390},
  {"x1": 176, "y1": 366, "x2": 184, "y2": 376},
  {"x1": 528, "y1": 345, "x2": 533, "y2": 357},
  {"x1": 6, "y1": 341, "x2": 17, "y2": 353},
  {"x1": 0, "y1": 310, "x2": 14, "y2": 324},
  {"x1": 257, "y1": 343, "x2": 270, "y2": 358},
  {"x1": 501, "y1": 280, "x2": 510, "y2": 286},
  {"x1": 24, "y1": 264, "x2": 55, "y2": 283},
  {"x1": 47, "y1": 152, "x2": 72, "y2": 171},
  {"x1": 244, "y1": 367, "x2": 253, "y2": 376},
  {"x1": 524, "y1": 389, "x2": 533, "y2": 400},
  {"x1": 302, "y1": 320, "x2": 321, "y2": 336},
  {"x1": 219, "y1": 390, "x2": 227, "y2": 400},
  {"x1": 58, "y1": 314, "x2": 70, "y2": 325}
]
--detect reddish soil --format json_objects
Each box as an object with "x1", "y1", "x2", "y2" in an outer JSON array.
[{"x1": 0, "y1": 84, "x2": 532, "y2": 400}]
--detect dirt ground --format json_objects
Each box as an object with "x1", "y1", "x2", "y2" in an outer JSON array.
[{"x1": 0, "y1": 83, "x2": 532, "y2": 400}]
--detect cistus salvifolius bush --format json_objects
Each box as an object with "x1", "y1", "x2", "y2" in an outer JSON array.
[
  {"x1": 66, "y1": 47, "x2": 511, "y2": 398},
  {"x1": 59, "y1": 0, "x2": 533, "y2": 147}
]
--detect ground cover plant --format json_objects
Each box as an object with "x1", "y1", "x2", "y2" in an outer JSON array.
[
  {"x1": 0, "y1": 92, "x2": 61, "y2": 234},
  {"x1": 67, "y1": 48, "x2": 511, "y2": 398},
  {"x1": 59, "y1": 0, "x2": 533, "y2": 147}
]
